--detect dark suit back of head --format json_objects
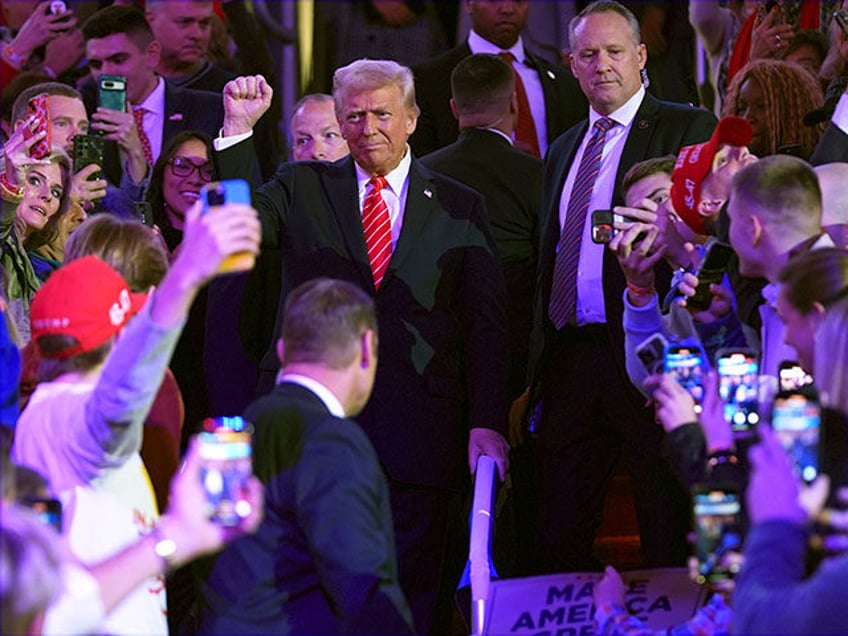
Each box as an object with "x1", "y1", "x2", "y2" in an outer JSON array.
[
  {"x1": 450, "y1": 53, "x2": 515, "y2": 124},
  {"x1": 281, "y1": 278, "x2": 377, "y2": 370}
]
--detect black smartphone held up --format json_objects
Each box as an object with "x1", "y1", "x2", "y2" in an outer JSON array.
[
  {"x1": 665, "y1": 343, "x2": 706, "y2": 403},
  {"x1": 692, "y1": 485, "x2": 743, "y2": 585},
  {"x1": 636, "y1": 332, "x2": 668, "y2": 375},
  {"x1": 591, "y1": 209, "x2": 618, "y2": 244},
  {"x1": 98, "y1": 75, "x2": 127, "y2": 113},
  {"x1": 779, "y1": 360, "x2": 814, "y2": 392},
  {"x1": 687, "y1": 242, "x2": 734, "y2": 312},
  {"x1": 716, "y1": 349, "x2": 760, "y2": 435},
  {"x1": 771, "y1": 391, "x2": 820, "y2": 483},
  {"x1": 198, "y1": 416, "x2": 254, "y2": 526},
  {"x1": 72, "y1": 133, "x2": 104, "y2": 179},
  {"x1": 21, "y1": 496, "x2": 63, "y2": 533}
]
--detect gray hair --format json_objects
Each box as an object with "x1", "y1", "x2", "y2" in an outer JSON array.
[
  {"x1": 568, "y1": 1, "x2": 641, "y2": 52},
  {"x1": 333, "y1": 59, "x2": 420, "y2": 118}
]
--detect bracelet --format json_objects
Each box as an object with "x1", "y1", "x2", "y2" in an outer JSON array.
[
  {"x1": 0, "y1": 173, "x2": 24, "y2": 202},
  {"x1": 706, "y1": 450, "x2": 738, "y2": 471},
  {"x1": 2, "y1": 42, "x2": 26, "y2": 70},
  {"x1": 150, "y1": 524, "x2": 178, "y2": 572},
  {"x1": 627, "y1": 281, "x2": 655, "y2": 296}
]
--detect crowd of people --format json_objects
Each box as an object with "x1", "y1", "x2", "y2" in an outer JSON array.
[{"x1": 2, "y1": 0, "x2": 848, "y2": 634}]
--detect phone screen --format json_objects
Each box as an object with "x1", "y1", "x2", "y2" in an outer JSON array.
[
  {"x1": 21, "y1": 497, "x2": 63, "y2": 533},
  {"x1": 665, "y1": 345, "x2": 705, "y2": 403},
  {"x1": 779, "y1": 361, "x2": 813, "y2": 392},
  {"x1": 688, "y1": 242, "x2": 733, "y2": 312},
  {"x1": 717, "y1": 351, "x2": 760, "y2": 433},
  {"x1": 636, "y1": 333, "x2": 668, "y2": 375},
  {"x1": 771, "y1": 393, "x2": 820, "y2": 483},
  {"x1": 26, "y1": 94, "x2": 51, "y2": 159},
  {"x1": 198, "y1": 419, "x2": 253, "y2": 526},
  {"x1": 591, "y1": 210, "x2": 615, "y2": 244},
  {"x1": 693, "y1": 488, "x2": 742, "y2": 584}
]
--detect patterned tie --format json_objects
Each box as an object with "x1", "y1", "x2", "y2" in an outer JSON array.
[
  {"x1": 548, "y1": 117, "x2": 616, "y2": 329},
  {"x1": 132, "y1": 107, "x2": 154, "y2": 167},
  {"x1": 362, "y1": 177, "x2": 392, "y2": 289},
  {"x1": 498, "y1": 52, "x2": 540, "y2": 157}
]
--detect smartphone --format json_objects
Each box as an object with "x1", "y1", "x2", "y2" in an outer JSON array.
[
  {"x1": 591, "y1": 209, "x2": 619, "y2": 244},
  {"x1": 25, "y1": 94, "x2": 52, "y2": 160},
  {"x1": 771, "y1": 392, "x2": 820, "y2": 483},
  {"x1": 692, "y1": 485, "x2": 743, "y2": 584},
  {"x1": 98, "y1": 75, "x2": 127, "y2": 113},
  {"x1": 636, "y1": 332, "x2": 668, "y2": 375},
  {"x1": 779, "y1": 360, "x2": 813, "y2": 392},
  {"x1": 665, "y1": 343, "x2": 706, "y2": 403},
  {"x1": 198, "y1": 416, "x2": 253, "y2": 526},
  {"x1": 135, "y1": 201, "x2": 153, "y2": 226},
  {"x1": 687, "y1": 242, "x2": 734, "y2": 312},
  {"x1": 716, "y1": 349, "x2": 760, "y2": 434},
  {"x1": 21, "y1": 496, "x2": 63, "y2": 533},
  {"x1": 201, "y1": 179, "x2": 255, "y2": 273},
  {"x1": 72, "y1": 133, "x2": 104, "y2": 179}
]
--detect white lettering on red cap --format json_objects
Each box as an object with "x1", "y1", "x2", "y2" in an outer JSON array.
[
  {"x1": 684, "y1": 178, "x2": 697, "y2": 212},
  {"x1": 109, "y1": 289, "x2": 132, "y2": 326}
]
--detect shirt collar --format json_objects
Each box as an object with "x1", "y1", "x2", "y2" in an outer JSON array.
[
  {"x1": 354, "y1": 144, "x2": 412, "y2": 197},
  {"x1": 468, "y1": 29, "x2": 526, "y2": 64},
  {"x1": 136, "y1": 76, "x2": 165, "y2": 117},
  {"x1": 589, "y1": 86, "x2": 645, "y2": 129},
  {"x1": 277, "y1": 372, "x2": 346, "y2": 417}
]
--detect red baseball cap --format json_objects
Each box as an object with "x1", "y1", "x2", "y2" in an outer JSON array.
[
  {"x1": 31, "y1": 256, "x2": 148, "y2": 359},
  {"x1": 670, "y1": 117, "x2": 753, "y2": 235}
]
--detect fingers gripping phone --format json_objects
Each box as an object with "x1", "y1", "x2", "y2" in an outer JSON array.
[
  {"x1": 771, "y1": 391, "x2": 820, "y2": 483},
  {"x1": 25, "y1": 94, "x2": 52, "y2": 159},
  {"x1": 688, "y1": 242, "x2": 734, "y2": 312},
  {"x1": 716, "y1": 349, "x2": 760, "y2": 435}
]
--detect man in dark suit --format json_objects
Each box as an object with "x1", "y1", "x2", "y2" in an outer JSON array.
[
  {"x1": 200, "y1": 278, "x2": 415, "y2": 634},
  {"x1": 80, "y1": 5, "x2": 226, "y2": 194},
  {"x1": 526, "y1": 0, "x2": 716, "y2": 573},
  {"x1": 411, "y1": 0, "x2": 587, "y2": 158},
  {"x1": 214, "y1": 61, "x2": 510, "y2": 633},
  {"x1": 421, "y1": 53, "x2": 541, "y2": 575}
]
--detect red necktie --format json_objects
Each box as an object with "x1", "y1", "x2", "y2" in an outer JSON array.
[
  {"x1": 548, "y1": 117, "x2": 615, "y2": 329},
  {"x1": 499, "y1": 51, "x2": 540, "y2": 157},
  {"x1": 362, "y1": 177, "x2": 392, "y2": 289},
  {"x1": 132, "y1": 107, "x2": 154, "y2": 167}
]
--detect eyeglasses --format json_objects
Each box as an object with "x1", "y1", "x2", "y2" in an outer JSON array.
[{"x1": 168, "y1": 156, "x2": 214, "y2": 181}]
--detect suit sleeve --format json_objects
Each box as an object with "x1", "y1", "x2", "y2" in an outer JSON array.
[
  {"x1": 216, "y1": 137, "x2": 288, "y2": 251},
  {"x1": 295, "y1": 424, "x2": 415, "y2": 634},
  {"x1": 811, "y1": 124, "x2": 848, "y2": 165},
  {"x1": 461, "y1": 195, "x2": 510, "y2": 436},
  {"x1": 680, "y1": 108, "x2": 719, "y2": 146}
]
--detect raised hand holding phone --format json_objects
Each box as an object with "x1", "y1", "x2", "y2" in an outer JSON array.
[{"x1": 200, "y1": 180, "x2": 256, "y2": 273}]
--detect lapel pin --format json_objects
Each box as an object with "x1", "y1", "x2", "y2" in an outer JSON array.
[
  {"x1": 424, "y1": 189, "x2": 433, "y2": 199},
  {"x1": 169, "y1": 113, "x2": 183, "y2": 121},
  {"x1": 638, "y1": 119, "x2": 648, "y2": 129},
  {"x1": 547, "y1": 70, "x2": 556, "y2": 80}
]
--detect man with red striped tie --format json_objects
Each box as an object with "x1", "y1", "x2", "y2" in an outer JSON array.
[{"x1": 210, "y1": 59, "x2": 510, "y2": 634}]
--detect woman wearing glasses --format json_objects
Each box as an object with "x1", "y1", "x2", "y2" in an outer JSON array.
[{"x1": 145, "y1": 131, "x2": 215, "y2": 253}]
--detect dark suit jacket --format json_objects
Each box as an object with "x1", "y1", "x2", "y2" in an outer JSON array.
[
  {"x1": 811, "y1": 123, "x2": 848, "y2": 165},
  {"x1": 217, "y1": 143, "x2": 509, "y2": 490},
  {"x1": 420, "y1": 128, "x2": 541, "y2": 397},
  {"x1": 529, "y1": 93, "x2": 717, "y2": 401},
  {"x1": 410, "y1": 41, "x2": 588, "y2": 157},
  {"x1": 199, "y1": 382, "x2": 415, "y2": 634},
  {"x1": 82, "y1": 80, "x2": 225, "y2": 188}
]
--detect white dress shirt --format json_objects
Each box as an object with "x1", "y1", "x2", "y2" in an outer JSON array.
[
  {"x1": 354, "y1": 146, "x2": 413, "y2": 251},
  {"x1": 468, "y1": 29, "x2": 548, "y2": 156},
  {"x1": 557, "y1": 87, "x2": 645, "y2": 325},
  {"x1": 277, "y1": 372, "x2": 345, "y2": 417}
]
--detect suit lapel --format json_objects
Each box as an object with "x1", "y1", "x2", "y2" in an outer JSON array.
[
  {"x1": 387, "y1": 161, "x2": 438, "y2": 283},
  {"x1": 323, "y1": 157, "x2": 374, "y2": 288},
  {"x1": 614, "y1": 94, "x2": 661, "y2": 205},
  {"x1": 162, "y1": 83, "x2": 185, "y2": 140}
]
